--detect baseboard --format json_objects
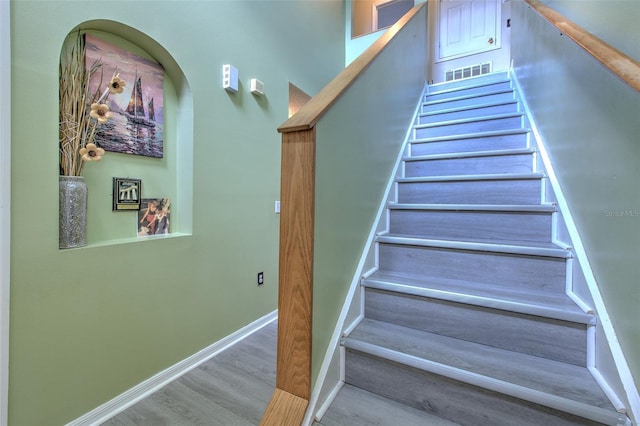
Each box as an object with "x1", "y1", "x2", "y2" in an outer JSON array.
[{"x1": 66, "y1": 310, "x2": 278, "y2": 426}]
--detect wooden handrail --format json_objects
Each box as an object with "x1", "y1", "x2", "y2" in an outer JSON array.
[
  {"x1": 524, "y1": 0, "x2": 640, "y2": 93},
  {"x1": 278, "y1": 2, "x2": 427, "y2": 133}
]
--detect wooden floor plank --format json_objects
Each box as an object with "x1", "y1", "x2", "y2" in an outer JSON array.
[{"x1": 101, "y1": 323, "x2": 277, "y2": 426}]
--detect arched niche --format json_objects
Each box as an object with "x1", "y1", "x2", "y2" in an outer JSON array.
[{"x1": 60, "y1": 20, "x2": 193, "y2": 245}]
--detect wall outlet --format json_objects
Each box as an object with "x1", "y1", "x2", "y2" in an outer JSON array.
[
  {"x1": 275, "y1": 201, "x2": 280, "y2": 214},
  {"x1": 257, "y1": 272, "x2": 264, "y2": 285}
]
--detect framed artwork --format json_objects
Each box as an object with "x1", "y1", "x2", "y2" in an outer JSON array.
[
  {"x1": 112, "y1": 177, "x2": 141, "y2": 211},
  {"x1": 138, "y1": 198, "x2": 171, "y2": 236},
  {"x1": 85, "y1": 34, "x2": 164, "y2": 158}
]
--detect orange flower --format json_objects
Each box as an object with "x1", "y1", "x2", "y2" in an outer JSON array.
[{"x1": 79, "y1": 143, "x2": 105, "y2": 162}]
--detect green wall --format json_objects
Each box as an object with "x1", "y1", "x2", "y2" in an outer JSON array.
[
  {"x1": 313, "y1": 3, "x2": 428, "y2": 387},
  {"x1": 538, "y1": 0, "x2": 640, "y2": 62},
  {"x1": 511, "y1": 0, "x2": 640, "y2": 412},
  {"x1": 9, "y1": 1, "x2": 344, "y2": 424}
]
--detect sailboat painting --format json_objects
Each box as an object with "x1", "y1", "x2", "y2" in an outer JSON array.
[{"x1": 85, "y1": 34, "x2": 164, "y2": 158}]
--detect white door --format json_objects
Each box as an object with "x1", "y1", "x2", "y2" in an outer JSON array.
[{"x1": 439, "y1": 0, "x2": 500, "y2": 61}]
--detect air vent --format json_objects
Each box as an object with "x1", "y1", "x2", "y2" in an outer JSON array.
[{"x1": 445, "y1": 62, "x2": 492, "y2": 82}]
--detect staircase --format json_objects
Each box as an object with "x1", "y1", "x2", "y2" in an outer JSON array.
[{"x1": 316, "y1": 73, "x2": 630, "y2": 426}]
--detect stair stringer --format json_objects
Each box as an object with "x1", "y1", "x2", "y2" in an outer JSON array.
[
  {"x1": 301, "y1": 86, "x2": 428, "y2": 426},
  {"x1": 511, "y1": 69, "x2": 640, "y2": 425}
]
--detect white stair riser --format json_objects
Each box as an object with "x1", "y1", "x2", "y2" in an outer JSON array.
[
  {"x1": 415, "y1": 115, "x2": 523, "y2": 139},
  {"x1": 418, "y1": 101, "x2": 519, "y2": 124},
  {"x1": 344, "y1": 350, "x2": 603, "y2": 426},
  {"x1": 377, "y1": 243, "x2": 566, "y2": 294},
  {"x1": 364, "y1": 288, "x2": 587, "y2": 365},
  {"x1": 389, "y1": 209, "x2": 552, "y2": 242},
  {"x1": 410, "y1": 132, "x2": 529, "y2": 156},
  {"x1": 397, "y1": 178, "x2": 542, "y2": 205},
  {"x1": 405, "y1": 153, "x2": 534, "y2": 177},
  {"x1": 425, "y1": 81, "x2": 513, "y2": 103}
]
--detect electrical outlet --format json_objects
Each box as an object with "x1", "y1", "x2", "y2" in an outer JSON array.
[
  {"x1": 257, "y1": 272, "x2": 264, "y2": 285},
  {"x1": 275, "y1": 201, "x2": 280, "y2": 214}
]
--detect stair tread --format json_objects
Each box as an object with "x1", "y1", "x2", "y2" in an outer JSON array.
[
  {"x1": 428, "y1": 71, "x2": 509, "y2": 92},
  {"x1": 420, "y1": 99, "x2": 519, "y2": 118},
  {"x1": 428, "y1": 77, "x2": 511, "y2": 95},
  {"x1": 315, "y1": 384, "x2": 460, "y2": 426},
  {"x1": 424, "y1": 88, "x2": 514, "y2": 107},
  {"x1": 404, "y1": 147, "x2": 535, "y2": 162},
  {"x1": 345, "y1": 319, "x2": 615, "y2": 412},
  {"x1": 388, "y1": 203, "x2": 556, "y2": 213},
  {"x1": 376, "y1": 233, "x2": 571, "y2": 258},
  {"x1": 411, "y1": 128, "x2": 530, "y2": 144},
  {"x1": 397, "y1": 172, "x2": 544, "y2": 183},
  {"x1": 415, "y1": 112, "x2": 524, "y2": 129},
  {"x1": 363, "y1": 270, "x2": 593, "y2": 324}
]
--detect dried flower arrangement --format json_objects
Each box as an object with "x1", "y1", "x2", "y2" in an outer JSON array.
[{"x1": 59, "y1": 32, "x2": 126, "y2": 176}]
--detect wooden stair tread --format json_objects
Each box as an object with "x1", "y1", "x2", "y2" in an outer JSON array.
[
  {"x1": 388, "y1": 203, "x2": 556, "y2": 213},
  {"x1": 415, "y1": 112, "x2": 524, "y2": 129},
  {"x1": 376, "y1": 233, "x2": 571, "y2": 258},
  {"x1": 424, "y1": 87, "x2": 513, "y2": 106},
  {"x1": 420, "y1": 99, "x2": 519, "y2": 118},
  {"x1": 397, "y1": 172, "x2": 544, "y2": 183},
  {"x1": 344, "y1": 319, "x2": 615, "y2": 412},
  {"x1": 404, "y1": 147, "x2": 535, "y2": 162},
  {"x1": 362, "y1": 270, "x2": 593, "y2": 324},
  {"x1": 410, "y1": 128, "x2": 530, "y2": 144}
]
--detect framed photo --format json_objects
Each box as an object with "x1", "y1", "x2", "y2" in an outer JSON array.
[
  {"x1": 138, "y1": 198, "x2": 171, "y2": 236},
  {"x1": 113, "y1": 178, "x2": 141, "y2": 211}
]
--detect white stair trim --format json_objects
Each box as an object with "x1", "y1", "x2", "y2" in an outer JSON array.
[{"x1": 66, "y1": 310, "x2": 278, "y2": 426}]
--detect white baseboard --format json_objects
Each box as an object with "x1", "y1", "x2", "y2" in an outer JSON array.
[{"x1": 66, "y1": 310, "x2": 278, "y2": 426}]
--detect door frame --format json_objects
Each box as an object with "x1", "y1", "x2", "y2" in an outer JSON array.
[
  {"x1": 0, "y1": 1, "x2": 10, "y2": 425},
  {"x1": 435, "y1": 0, "x2": 501, "y2": 63}
]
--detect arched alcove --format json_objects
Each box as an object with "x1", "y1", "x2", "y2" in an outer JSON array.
[{"x1": 60, "y1": 21, "x2": 193, "y2": 245}]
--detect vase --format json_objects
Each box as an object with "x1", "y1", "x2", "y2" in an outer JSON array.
[{"x1": 59, "y1": 176, "x2": 87, "y2": 249}]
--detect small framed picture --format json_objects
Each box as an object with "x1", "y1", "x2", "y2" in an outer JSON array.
[
  {"x1": 113, "y1": 178, "x2": 142, "y2": 211},
  {"x1": 138, "y1": 198, "x2": 171, "y2": 236}
]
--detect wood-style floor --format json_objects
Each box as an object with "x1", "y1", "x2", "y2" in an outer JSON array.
[
  {"x1": 102, "y1": 322, "x2": 278, "y2": 426},
  {"x1": 102, "y1": 319, "x2": 459, "y2": 426}
]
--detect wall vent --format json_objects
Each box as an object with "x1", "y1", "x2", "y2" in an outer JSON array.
[{"x1": 445, "y1": 62, "x2": 492, "y2": 82}]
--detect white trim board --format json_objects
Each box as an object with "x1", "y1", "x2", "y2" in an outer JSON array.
[
  {"x1": 0, "y1": 1, "x2": 11, "y2": 425},
  {"x1": 511, "y1": 72, "x2": 639, "y2": 425},
  {"x1": 66, "y1": 310, "x2": 278, "y2": 426}
]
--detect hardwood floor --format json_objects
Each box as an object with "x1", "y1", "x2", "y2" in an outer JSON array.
[
  {"x1": 102, "y1": 318, "x2": 464, "y2": 425},
  {"x1": 102, "y1": 322, "x2": 277, "y2": 426}
]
